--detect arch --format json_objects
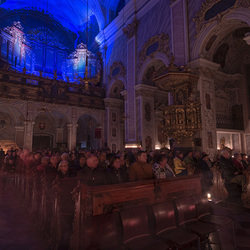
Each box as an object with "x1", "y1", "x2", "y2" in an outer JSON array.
[
  {"x1": 107, "y1": 75, "x2": 127, "y2": 98},
  {"x1": 33, "y1": 107, "x2": 71, "y2": 124},
  {"x1": 77, "y1": 113, "x2": 100, "y2": 150},
  {"x1": 192, "y1": 8, "x2": 250, "y2": 60},
  {"x1": 0, "y1": 103, "x2": 25, "y2": 125},
  {"x1": 137, "y1": 52, "x2": 170, "y2": 83}
]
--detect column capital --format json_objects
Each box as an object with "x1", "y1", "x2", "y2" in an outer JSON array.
[{"x1": 122, "y1": 17, "x2": 139, "y2": 40}]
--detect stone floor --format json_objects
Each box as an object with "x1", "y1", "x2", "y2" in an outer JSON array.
[{"x1": 1, "y1": 178, "x2": 250, "y2": 250}]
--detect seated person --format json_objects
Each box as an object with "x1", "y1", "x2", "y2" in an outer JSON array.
[
  {"x1": 241, "y1": 153, "x2": 249, "y2": 170},
  {"x1": 174, "y1": 152, "x2": 188, "y2": 176},
  {"x1": 153, "y1": 154, "x2": 175, "y2": 179},
  {"x1": 129, "y1": 151, "x2": 154, "y2": 181},
  {"x1": 57, "y1": 160, "x2": 75, "y2": 179},
  {"x1": 77, "y1": 154, "x2": 107, "y2": 185},
  {"x1": 106, "y1": 156, "x2": 129, "y2": 184},
  {"x1": 232, "y1": 153, "x2": 245, "y2": 174},
  {"x1": 220, "y1": 150, "x2": 245, "y2": 191}
]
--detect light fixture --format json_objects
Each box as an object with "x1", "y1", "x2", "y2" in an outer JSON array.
[{"x1": 207, "y1": 193, "x2": 212, "y2": 201}]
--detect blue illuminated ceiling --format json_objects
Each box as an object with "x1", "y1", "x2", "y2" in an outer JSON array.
[{"x1": 0, "y1": 0, "x2": 124, "y2": 34}]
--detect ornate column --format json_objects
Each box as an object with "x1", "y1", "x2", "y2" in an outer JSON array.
[
  {"x1": 15, "y1": 126, "x2": 24, "y2": 149},
  {"x1": 23, "y1": 121, "x2": 34, "y2": 150},
  {"x1": 104, "y1": 97, "x2": 124, "y2": 152},
  {"x1": 189, "y1": 58, "x2": 220, "y2": 160},
  {"x1": 123, "y1": 18, "x2": 139, "y2": 145},
  {"x1": 56, "y1": 128, "x2": 64, "y2": 144},
  {"x1": 134, "y1": 84, "x2": 157, "y2": 151},
  {"x1": 67, "y1": 122, "x2": 78, "y2": 151}
]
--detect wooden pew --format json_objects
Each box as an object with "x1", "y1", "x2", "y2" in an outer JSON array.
[
  {"x1": 50, "y1": 177, "x2": 77, "y2": 250},
  {"x1": 70, "y1": 175, "x2": 201, "y2": 250}
]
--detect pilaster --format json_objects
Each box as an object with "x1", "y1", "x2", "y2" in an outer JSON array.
[
  {"x1": 23, "y1": 121, "x2": 34, "y2": 150},
  {"x1": 67, "y1": 122, "x2": 78, "y2": 151},
  {"x1": 104, "y1": 97, "x2": 124, "y2": 151},
  {"x1": 123, "y1": 18, "x2": 139, "y2": 145}
]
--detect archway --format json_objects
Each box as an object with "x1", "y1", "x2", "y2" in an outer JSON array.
[
  {"x1": 191, "y1": 8, "x2": 250, "y2": 154},
  {"x1": 33, "y1": 110, "x2": 69, "y2": 150},
  {"x1": 77, "y1": 114, "x2": 100, "y2": 150}
]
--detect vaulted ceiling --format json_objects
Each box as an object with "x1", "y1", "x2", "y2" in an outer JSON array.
[{"x1": 0, "y1": 0, "x2": 125, "y2": 34}]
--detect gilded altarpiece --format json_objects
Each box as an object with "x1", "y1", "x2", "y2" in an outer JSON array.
[{"x1": 154, "y1": 65, "x2": 202, "y2": 148}]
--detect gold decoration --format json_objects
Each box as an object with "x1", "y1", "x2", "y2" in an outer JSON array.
[
  {"x1": 154, "y1": 59, "x2": 201, "y2": 143},
  {"x1": 193, "y1": 0, "x2": 249, "y2": 37},
  {"x1": 138, "y1": 33, "x2": 170, "y2": 69}
]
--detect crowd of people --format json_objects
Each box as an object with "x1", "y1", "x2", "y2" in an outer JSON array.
[{"x1": 1, "y1": 147, "x2": 250, "y2": 192}]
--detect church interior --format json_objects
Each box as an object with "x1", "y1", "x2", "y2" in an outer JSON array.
[{"x1": 0, "y1": 0, "x2": 250, "y2": 249}]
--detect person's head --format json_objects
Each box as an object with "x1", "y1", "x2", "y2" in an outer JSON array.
[
  {"x1": 41, "y1": 157, "x2": 50, "y2": 167},
  {"x1": 120, "y1": 156, "x2": 125, "y2": 166},
  {"x1": 50, "y1": 155, "x2": 59, "y2": 167},
  {"x1": 221, "y1": 150, "x2": 230, "y2": 159},
  {"x1": 34, "y1": 151, "x2": 42, "y2": 160},
  {"x1": 241, "y1": 153, "x2": 247, "y2": 162},
  {"x1": 70, "y1": 154, "x2": 76, "y2": 161},
  {"x1": 79, "y1": 155, "x2": 87, "y2": 166},
  {"x1": 137, "y1": 151, "x2": 147, "y2": 163},
  {"x1": 176, "y1": 151, "x2": 183, "y2": 159},
  {"x1": 87, "y1": 155, "x2": 99, "y2": 169},
  {"x1": 58, "y1": 160, "x2": 69, "y2": 174},
  {"x1": 202, "y1": 154, "x2": 209, "y2": 162},
  {"x1": 99, "y1": 152, "x2": 106, "y2": 162},
  {"x1": 234, "y1": 153, "x2": 242, "y2": 162},
  {"x1": 156, "y1": 154, "x2": 167, "y2": 166},
  {"x1": 61, "y1": 153, "x2": 69, "y2": 161},
  {"x1": 110, "y1": 156, "x2": 121, "y2": 170},
  {"x1": 194, "y1": 151, "x2": 201, "y2": 159},
  {"x1": 187, "y1": 151, "x2": 193, "y2": 158},
  {"x1": 85, "y1": 150, "x2": 91, "y2": 159}
]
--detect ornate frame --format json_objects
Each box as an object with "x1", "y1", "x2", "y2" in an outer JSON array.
[
  {"x1": 193, "y1": 0, "x2": 250, "y2": 37},
  {"x1": 138, "y1": 33, "x2": 171, "y2": 69}
]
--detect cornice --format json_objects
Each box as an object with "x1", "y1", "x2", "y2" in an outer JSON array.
[
  {"x1": 95, "y1": 0, "x2": 163, "y2": 47},
  {"x1": 188, "y1": 58, "x2": 220, "y2": 71}
]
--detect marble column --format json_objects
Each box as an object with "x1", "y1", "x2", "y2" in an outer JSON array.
[
  {"x1": 23, "y1": 121, "x2": 34, "y2": 150},
  {"x1": 67, "y1": 122, "x2": 78, "y2": 151}
]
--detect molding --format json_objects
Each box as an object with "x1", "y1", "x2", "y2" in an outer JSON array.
[
  {"x1": 95, "y1": 0, "x2": 163, "y2": 47},
  {"x1": 188, "y1": 58, "x2": 220, "y2": 70}
]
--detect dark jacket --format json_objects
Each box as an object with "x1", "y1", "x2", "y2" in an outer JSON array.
[
  {"x1": 76, "y1": 165, "x2": 107, "y2": 186},
  {"x1": 220, "y1": 156, "x2": 237, "y2": 182},
  {"x1": 106, "y1": 166, "x2": 129, "y2": 185}
]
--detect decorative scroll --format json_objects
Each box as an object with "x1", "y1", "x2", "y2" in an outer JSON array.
[
  {"x1": 107, "y1": 61, "x2": 126, "y2": 82},
  {"x1": 138, "y1": 33, "x2": 171, "y2": 69},
  {"x1": 122, "y1": 17, "x2": 139, "y2": 39},
  {"x1": 193, "y1": 0, "x2": 249, "y2": 37}
]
